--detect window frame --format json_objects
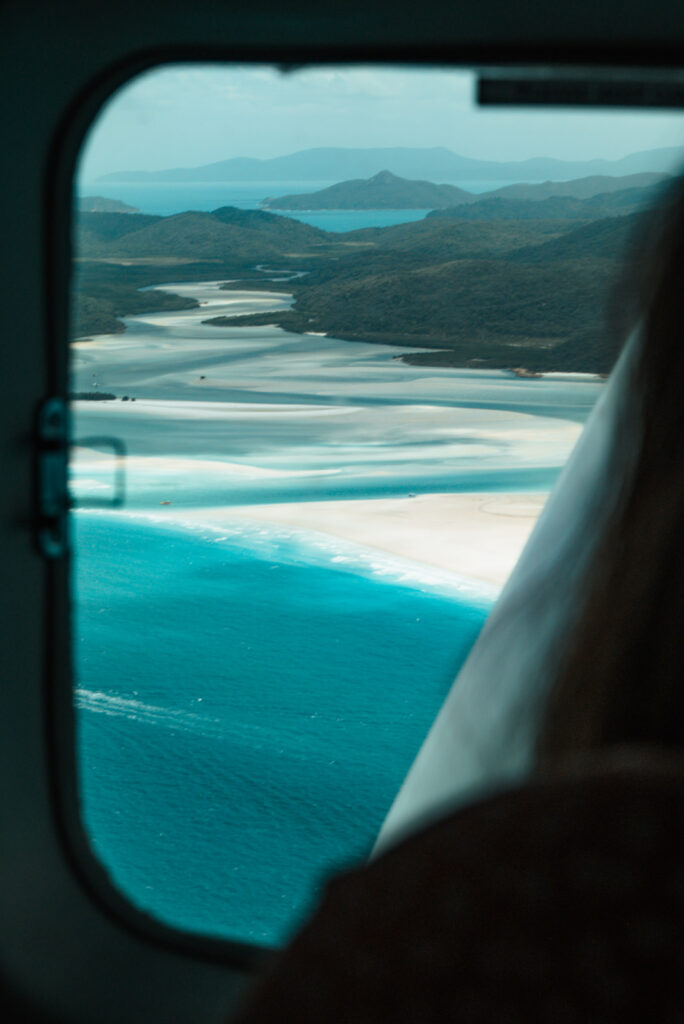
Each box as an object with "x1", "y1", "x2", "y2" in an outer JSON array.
[{"x1": 2, "y1": 0, "x2": 684, "y2": 1018}]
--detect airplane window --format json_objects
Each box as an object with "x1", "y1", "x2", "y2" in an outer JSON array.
[{"x1": 68, "y1": 64, "x2": 684, "y2": 946}]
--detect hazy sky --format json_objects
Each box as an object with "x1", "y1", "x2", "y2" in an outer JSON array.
[{"x1": 78, "y1": 64, "x2": 684, "y2": 181}]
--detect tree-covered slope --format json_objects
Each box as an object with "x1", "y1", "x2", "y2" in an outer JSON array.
[
  {"x1": 75, "y1": 212, "x2": 162, "y2": 256},
  {"x1": 72, "y1": 196, "x2": 653, "y2": 372},
  {"x1": 426, "y1": 185, "x2": 660, "y2": 223},
  {"x1": 80, "y1": 207, "x2": 329, "y2": 263},
  {"x1": 339, "y1": 218, "x2": 567, "y2": 259},
  {"x1": 483, "y1": 171, "x2": 669, "y2": 201},
  {"x1": 70, "y1": 262, "x2": 203, "y2": 338},
  {"x1": 507, "y1": 213, "x2": 639, "y2": 264},
  {"x1": 103, "y1": 211, "x2": 270, "y2": 261},
  {"x1": 208, "y1": 209, "x2": 644, "y2": 372},
  {"x1": 71, "y1": 207, "x2": 332, "y2": 337},
  {"x1": 211, "y1": 255, "x2": 619, "y2": 371}
]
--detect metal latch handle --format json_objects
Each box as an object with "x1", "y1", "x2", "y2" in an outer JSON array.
[
  {"x1": 37, "y1": 397, "x2": 69, "y2": 559},
  {"x1": 36, "y1": 397, "x2": 127, "y2": 559}
]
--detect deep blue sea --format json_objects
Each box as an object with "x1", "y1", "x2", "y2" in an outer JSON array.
[
  {"x1": 73, "y1": 512, "x2": 492, "y2": 946},
  {"x1": 76, "y1": 178, "x2": 530, "y2": 231}
]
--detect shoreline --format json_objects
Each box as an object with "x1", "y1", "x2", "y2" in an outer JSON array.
[
  {"x1": 70, "y1": 280, "x2": 602, "y2": 591},
  {"x1": 75, "y1": 276, "x2": 609, "y2": 383},
  {"x1": 176, "y1": 491, "x2": 547, "y2": 588}
]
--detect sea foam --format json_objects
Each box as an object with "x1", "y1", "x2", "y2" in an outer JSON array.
[{"x1": 73, "y1": 506, "x2": 499, "y2": 605}]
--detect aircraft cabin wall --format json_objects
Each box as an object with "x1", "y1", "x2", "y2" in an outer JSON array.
[{"x1": 1, "y1": 0, "x2": 684, "y2": 1020}]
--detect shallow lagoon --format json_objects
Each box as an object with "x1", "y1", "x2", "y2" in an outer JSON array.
[{"x1": 70, "y1": 282, "x2": 603, "y2": 945}]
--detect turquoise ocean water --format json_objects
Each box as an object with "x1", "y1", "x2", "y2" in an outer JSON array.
[
  {"x1": 69, "y1": 270, "x2": 600, "y2": 949},
  {"x1": 74, "y1": 511, "x2": 492, "y2": 946}
]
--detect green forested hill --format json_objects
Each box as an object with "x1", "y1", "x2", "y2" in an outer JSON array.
[
  {"x1": 70, "y1": 262, "x2": 206, "y2": 338},
  {"x1": 209, "y1": 205, "x2": 328, "y2": 246},
  {"x1": 339, "y1": 218, "x2": 567, "y2": 258},
  {"x1": 77, "y1": 212, "x2": 161, "y2": 240},
  {"x1": 102, "y1": 211, "x2": 276, "y2": 262},
  {"x1": 483, "y1": 171, "x2": 669, "y2": 201},
  {"x1": 208, "y1": 210, "x2": 642, "y2": 371},
  {"x1": 73, "y1": 198, "x2": 652, "y2": 372},
  {"x1": 212, "y1": 255, "x2": 619, "y2": 371},
  {"x1": 507, "y1": 213, "x2": 638, "y2": 263},
  {"x1": 426, "y1": 186, "x2": 659, "y2": 223},
  {"x1": 72, "y1": 207, "x2": 332, "y2": 337},
  {"x1": 79, "y1": 207, "x2": 328, "y2": 262}
]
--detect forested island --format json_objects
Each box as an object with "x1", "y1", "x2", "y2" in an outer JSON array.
[
  {"x1": 73, "y1": 171, "x2": 669, "y2": 374},
  {"x1": 262, "y1": 169, "x2": 667, "y2": 211},
  {"x1": 262, "y1": 170, "x2": 474, "y2": 210}
]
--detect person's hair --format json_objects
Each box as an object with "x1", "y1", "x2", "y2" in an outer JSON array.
[{"x1": 537, "y1": 174, "x2": 684, "y2": 765}]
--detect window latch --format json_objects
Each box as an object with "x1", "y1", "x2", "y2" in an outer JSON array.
[
  {"x1": 36, "y1": 399, "x2": 128, "y2": 559},
  {"x1": 70, "y1": 434, "x2": 127, "y2": 510},
  {"x1": 36, "y1": 396, "x2": 69, "y2": 560}
]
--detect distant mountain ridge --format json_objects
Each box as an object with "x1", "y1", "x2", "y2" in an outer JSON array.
[{"x1": 98, "y1": 145, "x2": 684, "y2": 184}]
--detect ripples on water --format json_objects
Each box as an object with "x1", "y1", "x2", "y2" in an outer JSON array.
[
  {"x1": 74, "y1": 515, "x2": 491, "y2": 944},
  {"x1": 71, "y1": 277, "x2": 603, "y2": 946}
]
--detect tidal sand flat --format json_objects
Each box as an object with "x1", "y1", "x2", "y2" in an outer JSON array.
[{"x1": 70, "y1": 280, "x2": 604, "y2": 945}]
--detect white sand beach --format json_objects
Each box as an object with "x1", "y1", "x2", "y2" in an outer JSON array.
[
  {"x1": 70, "y1": 280, "x2": 603, "y2": 592},
  {"x1": 179, "y1": 491, "x2": 547, "y2": 588}
]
